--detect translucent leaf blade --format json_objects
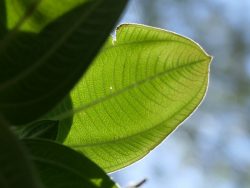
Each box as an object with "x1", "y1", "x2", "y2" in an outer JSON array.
[{"x1": 54, "y1": 24, "x2": 212, "y2": 172}]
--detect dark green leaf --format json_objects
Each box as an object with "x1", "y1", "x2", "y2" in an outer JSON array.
[
  {"x1": 15, "y1": 120, "x2": 59, "y2": 140},
  {"x1": 0, "y1": 0, "x2": 7, "y2": 38},
  {"x1": 24, "y1": 139, "x2": 118, "y2": 188},
  {"x1": 0, "y1": 0, "x2": 128, "y2": 124},
  {"x1": 0, "y1": 116, "x2": 44, "y2": 188}
]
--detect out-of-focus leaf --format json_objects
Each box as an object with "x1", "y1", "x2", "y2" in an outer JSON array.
[
  {"x1": 0, "y1": 0, "x2": 128, "y2": 124},
  {"x1": 5, "y1": 0, "x2": 94, "y2": 32},
  {"x1": 0, "y1": 116, "x2": 44, "y2": 188},
  {"x1": 50, "y1": 24, "x2": 212, "y2": 172},
  {"x1": 24, "y1": 139, "x2": 118, "y2": 188},
  {"x1": 0, "y1": 0, "x2": 7, "y2": 38}
]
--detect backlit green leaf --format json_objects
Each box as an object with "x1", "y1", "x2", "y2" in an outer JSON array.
[
  {"x1": 0, "y1": 0, "x2": 127, "y2": 124},
  {"x1": 5, "y1": 0, "x2": 91, "y2": 32},
  {"x1": 24, "y1": 139, "x2": 118, "y2": 188},
  {"x1": 50, "y1": 24, "x2": 212, "y2": 172}
]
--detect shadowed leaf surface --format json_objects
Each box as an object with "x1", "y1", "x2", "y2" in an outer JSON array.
[
  {"x1": 24, "y1": 139, "x2": 118, "y2": 188},
  {"x1": 15, "y1": 120, "x2": 59, "y2": 140},
  {"x1": 0, "y1": 0, "x2": 127, "y2": 124},
  {"x1": 0, "y1": 117, "x2": 44, "y2": 188}
]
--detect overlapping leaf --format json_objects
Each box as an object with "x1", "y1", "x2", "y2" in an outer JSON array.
[
  {"x1": 5, "y1": 0, "x2": 90, "y2": 32},
  {"x1": 0, "y1": 117, "x2": 44, "y2": 188},
  {"x1": 42, "y1": 24, "x2": 212, "y2": 172},
  {"x1": 0, "y1": 0, "x2": 127, "y2": 124},
  {"x1": 24, "y1": 139, "x2": 117, "y2": 188}
]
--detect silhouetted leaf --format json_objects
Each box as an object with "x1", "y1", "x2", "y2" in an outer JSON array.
[
  {"x1": 0, "y1": 116, "x2": 44, "y2": 188},
  {"x1": 24, "y1": 139, "x2": 118, "y2": 188},
  {"x1": 0, "y1": 0, "x2": 7, "y2": 38},
  {"x1": 0, "y1": 0, "x2": 128, "y2": 124}
]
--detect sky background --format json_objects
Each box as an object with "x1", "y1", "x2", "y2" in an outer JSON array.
[{"x1": 111, "y1": 0, "x2": 250, "y2": 187}]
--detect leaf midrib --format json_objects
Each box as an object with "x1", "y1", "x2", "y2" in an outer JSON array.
[
  {"x1": 108, "y1": 38, "x2": 200, "y2": 52},
  {"x1": 52, "y1": 58, "x2": 209, "y2": 120},
  {"x1": 68, "y1": 76, "x2": 207, "y2": 149},
  {"x1": 0, "y1": 35, "x2": 208, "y2": 107}
]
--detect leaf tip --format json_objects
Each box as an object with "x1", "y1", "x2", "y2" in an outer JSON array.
[
  {"x1": 205, "y1": 54, "x2": 213, "y2": 65},
  {"x1": 208, "y1": 55, "x2": 213, "y2": 63}
]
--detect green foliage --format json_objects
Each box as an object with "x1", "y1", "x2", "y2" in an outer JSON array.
[
  {"x1": 48, "y1": 24, "x2": 211, "y2": 172},
  {"x1": 0, "y1": 0, "x2": 127, "y2": 124},
  {"x1": 0, "y1": 1, "x2": 212, "y2": 187},
  {"x1": 24, "y1": 139, "x2": 117, "y2": 188},
  {"x1": 0, "y1": 117, "x2": 43, "y2": 188}
]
